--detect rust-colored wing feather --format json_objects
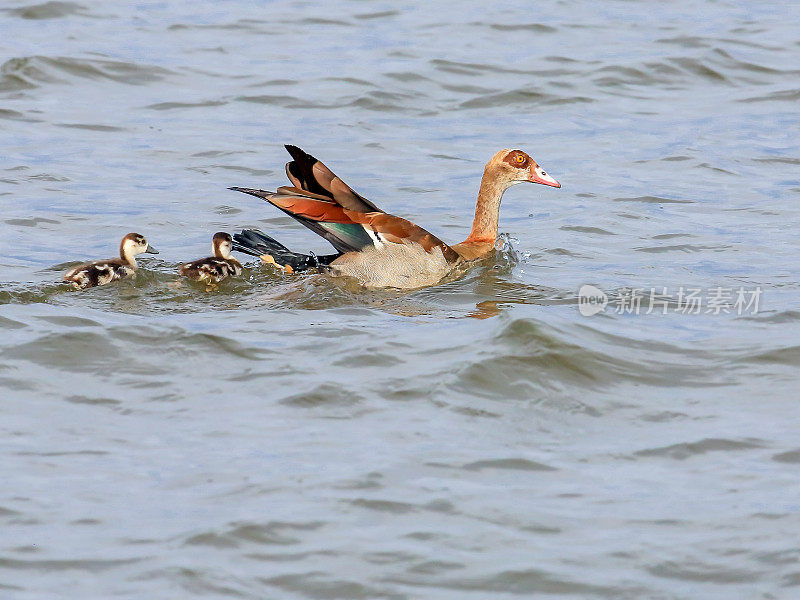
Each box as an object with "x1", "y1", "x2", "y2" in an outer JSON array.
[
  {"x1": 229, "y1": 187, "x2": 375, "y2": 253},
  {"x1": 269, "y1": 195, "x2": 353, "y2": 223},
  {"x1": 345, "y1": 210, "x2": 460, "y2": 263}
]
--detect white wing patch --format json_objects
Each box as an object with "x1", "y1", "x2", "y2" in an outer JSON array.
[{"x1": 364, "y1": 227, "x2": 385, "y2": 249}]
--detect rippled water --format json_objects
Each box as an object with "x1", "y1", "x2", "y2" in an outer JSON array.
[{"x1": 2, "y1": 1, "x2": 800, "y2": 598}]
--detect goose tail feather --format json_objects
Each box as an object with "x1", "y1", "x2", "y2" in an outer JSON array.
[{"x1": 232, "y1": 229, "x2": 339, "y2": 273}]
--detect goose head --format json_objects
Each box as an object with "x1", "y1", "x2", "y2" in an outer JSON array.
[{"x1": 486, "y1": 149, "x2": 560, "y2": 190}]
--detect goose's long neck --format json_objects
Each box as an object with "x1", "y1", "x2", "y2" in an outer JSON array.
[{"x1": 466, "y1": 170, "x2": 507, "y2": 244}]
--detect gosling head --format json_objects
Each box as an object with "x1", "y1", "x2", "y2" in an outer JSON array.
[
  {"x1": 212, "y1": 232, "x2": 233, "y2": 259},
  {"x1": 120, "y1": 233, "x2": 158, "y2": 264},
  {"x1": 486, "y1": 149, "x2": 561, "y2": 191}
]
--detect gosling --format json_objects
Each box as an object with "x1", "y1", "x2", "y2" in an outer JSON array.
[
  {"x1": 179, "y1": 232, "x2": 242, "y2": 284},
  {"x1": 63, "y1": 232, "x2": 158, "y2": 289}
]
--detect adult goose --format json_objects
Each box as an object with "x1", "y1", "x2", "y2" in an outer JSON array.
[
  {"x1": 63, "y1": 233, "x2": 158, "y2": 289},
  {"x1": 231, "y1": 145, "x2": 559, "y2": 289}
]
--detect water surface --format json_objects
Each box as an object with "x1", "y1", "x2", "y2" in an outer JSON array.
[{"x1": 2, "y1": 1, "x2": 800, "y2": 598}]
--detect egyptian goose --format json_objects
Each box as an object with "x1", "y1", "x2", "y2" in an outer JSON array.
[
  {"x1": 179, "y1": 232, "x2": 243, "y2": 284},
  {"x1": 63, "y1": 233, "x2": 158, "y2": 289},
  {"x1": 231, "y1": 145, "x2": 560, "y2": 289}
]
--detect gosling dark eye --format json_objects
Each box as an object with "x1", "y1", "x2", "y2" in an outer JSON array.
[{"x1": 541, "y1": 172, "x2": 546, "y2": 176}]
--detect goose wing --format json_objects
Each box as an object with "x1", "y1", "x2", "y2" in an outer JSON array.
[
  {"x1": 228, "y1": 187, "x2": 458, "y2": 262},
  {"x1": 283, "y1": 145, "x2": 382, "y2": 213}
]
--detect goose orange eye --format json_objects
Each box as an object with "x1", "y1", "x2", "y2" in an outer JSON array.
[{"x1": 515, "y1": 155, "x2": 525, "y2": 164}]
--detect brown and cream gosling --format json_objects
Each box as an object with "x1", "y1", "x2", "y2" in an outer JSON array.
[
  {"x1": 63, "y1": 233, "x2": 158, "y2": 289},
  {"x1": 179, "y1": 232, "x2": 242, "y2": 284}
]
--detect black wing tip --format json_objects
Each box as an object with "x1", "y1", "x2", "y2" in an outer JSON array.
[
  {"x1": 234, "y1": 228, "x2": 264, "y2": 243},
  {"x1": 284, "y1": 144, "x2": 317, "y2": 164},
  {"x1": 230, "y1": 243, "x2": 263, "y2": 258},
  {"x1": 233, "y1": 229, "x2": 294, "y2": 256},
  {"x1": 228, "y1": 187, "x2": 276, "y2": 198},
  {"x1": 232, "y1": 229, "x2": 266, "y2": 257}
]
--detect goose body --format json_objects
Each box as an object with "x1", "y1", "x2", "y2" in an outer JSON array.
[
  {"x1": 179, "y1": 232, "x2": 242, "y2": 283},
  {"x1": 63, "y1": 233, "x2": 158, "y2": 290},
  {"x1": 329, "y1": 240, "x2": 451, "y2": 289},
  {"x1": 231, "y1": 145, "x2": 560, "y2": 289}
]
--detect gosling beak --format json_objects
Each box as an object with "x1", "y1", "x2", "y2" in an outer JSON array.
[
  {"x1": 145, "y1": 245, "x2": 159, "y2": 254},
  {"x1": 529, "y1": 166, "x2": 561, "y2": 188}
]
